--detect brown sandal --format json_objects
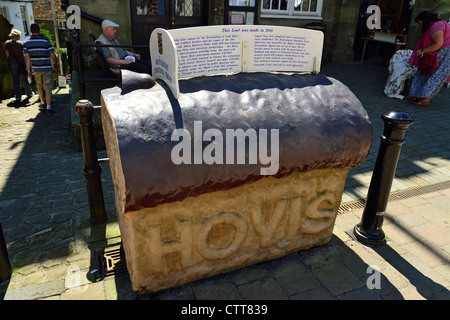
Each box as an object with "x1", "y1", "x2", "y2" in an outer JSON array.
[{"x1": 412, "y1": 99, "x2": 430, "y2": 106}]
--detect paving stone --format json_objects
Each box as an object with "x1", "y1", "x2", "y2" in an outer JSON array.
[
  {"x1": 389, "y1": 213, "x2": 430, "y2": 229},
  {"x1": 312, "y1": 262, "x2": 364, "y2": 296},
  {"x1": 289, "y1": 287, "x2": 335, "y2": 300},
  {"x1": 228, "y1": 264, "x2": 271, "y2": 285},
  {"x1": 411, "y1": 202, "x2": 450, "y2": 228},
  {"x1": 238, "y1": 278, "x2": 287, "y2": 300},
  {"x1": 398, "y1": 285, "x2": 426, "y2": 300},
  {"x1": 153, "y1": 282, "x2": 197, "y2": 300},
  {"x1": 337, "y1": 286, "x2": 383, "y2": 300},
  {"x1": 379, "y1": 264, "x2": 412, "y2": 292},
  {"x1": 4, "y1": 279, "x2": 66, "y2": 300},
  {"x1": 398, "y1": 196, "x2": 428, "y2": 208},
  {"x1": 300, "y1": 243, "x2": 344, "y2": 269},
  {"x1": 426, "y1": 194, "x2": 450, "y2": 212},
  {"x1": 103, "y1": 275, "x2": 142, "y2": 300},
  {"x1": 192, "y1": 277, "x2": 242, "y2": 300},
  {"x1": 411, "y1": 223, "x2": 450, "y2": 247},
  {"x1": 60, "y1": 281, "x2": 105, "y2": 300},
  {"x1": 270, "y1": 259, "x2": 321, "y2": 295},
  {"x1": 403, "y1": 241, "x2": 447, "y2": 268},
  {"x1": 383, "y1": 222, "x2": 416, "y2": 245}
]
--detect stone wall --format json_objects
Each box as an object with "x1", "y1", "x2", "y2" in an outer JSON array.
[
  {"x1": 67, "y1": 0, "x2": 132, "y2": 46},
  {"x1": 322, "y1": 0, "x2": 360, "y2": 62},
  {"x1": 32, "y1": 0, "x2": 65, "y2": 20}
]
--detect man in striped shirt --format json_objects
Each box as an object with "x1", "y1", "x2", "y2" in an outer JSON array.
[{"x1": 24, "y1": 24, "x2": 57, "y2": 114}]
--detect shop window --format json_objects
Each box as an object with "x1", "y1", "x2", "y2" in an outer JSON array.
[
  {"x1": 136, "y1": 0, "x2": 165, "y2": 15},
  {"x1": 226, "y1": 0, "x2": 258, "y2": 25},
  {"x1": 173, "y1": 0, "x2": 202, "y2": 17},
  {"x1": 261, "y1": 0, "x2": 323, "y2": 19}
]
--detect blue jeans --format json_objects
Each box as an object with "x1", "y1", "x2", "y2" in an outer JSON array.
[{"x1": 8, "y1": 61, "x2": 33, "y2": 100}]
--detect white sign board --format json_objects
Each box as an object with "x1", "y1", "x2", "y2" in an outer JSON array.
[
  {"x1": 150, "y1": 29, "x2": 180, "y2": 99},
  {"x1": 58, "y1": 75, "x2": 67, "y2": 88},
  {"x1": 150, "y1": 25, "x2": 324, "y2": 98}
]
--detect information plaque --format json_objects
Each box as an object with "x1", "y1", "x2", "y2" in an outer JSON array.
[{"x1": 150, "y1": 25, "x2": 324, "y2": 98}]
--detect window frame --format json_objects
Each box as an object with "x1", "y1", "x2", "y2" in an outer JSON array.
[
  {"x1": 225, "y1": 0, "x2": 259, "y2": 25},
  {"x1": 0, "y1": 6, "x2": 10, "y2": 21},
  {"x1": 260, "y1": 0, "x2": 323, "y2": 20},
  {"x1": 20, "y1": 5, "x2": 29, "y2": 36}
]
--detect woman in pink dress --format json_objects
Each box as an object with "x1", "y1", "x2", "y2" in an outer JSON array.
[{"x1": 408, "y1": 11, "x2": 450, "y2": 106}]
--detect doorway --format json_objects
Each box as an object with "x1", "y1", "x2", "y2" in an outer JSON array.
[{"x1": 130, "y1": 0, "x2": 207, "y2": 58}]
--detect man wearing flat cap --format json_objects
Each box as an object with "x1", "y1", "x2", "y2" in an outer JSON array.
[{"x1": 96, "y1": 19, "x2": 151, "y2": 74}]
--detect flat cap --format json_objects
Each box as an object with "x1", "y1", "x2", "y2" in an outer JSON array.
[{"x1": 102, "y1": 19, "x2": 119, "y2": 29}]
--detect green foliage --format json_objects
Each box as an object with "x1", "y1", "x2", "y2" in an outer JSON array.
[{"x1": 38, "y1": 24, "x2": 56, "y2": 49}]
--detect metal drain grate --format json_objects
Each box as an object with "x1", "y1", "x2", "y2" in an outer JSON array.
[
  {"x1": 96, "y1": 181, "x2": 450, "y2": 278},
  {"x1": 337, "y1": 199, "x2": 366, "y2": 214},
  {"x1": 96, "y1": 246, "x2": 128, "y2": 278},
  {"x1": 338, "y1": 180, "x2": 450, "y2": 215}
]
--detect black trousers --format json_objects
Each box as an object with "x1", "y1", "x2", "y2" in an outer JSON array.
[{"x1": 121, "y1": 59, "x2": 152, "y2": 74}]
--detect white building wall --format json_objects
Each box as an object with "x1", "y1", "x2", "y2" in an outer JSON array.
[{"x1": 0, "y1": 0, "x2": 35, "y2": 40}]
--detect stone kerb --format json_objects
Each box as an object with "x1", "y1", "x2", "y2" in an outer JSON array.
[{"x1": 149, "y1": 25, "x2": 324, "y2": 98}]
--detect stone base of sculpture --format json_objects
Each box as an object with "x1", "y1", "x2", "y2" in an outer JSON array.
[{"x1": 118, "y1": 168, "x2": 348, "y2": 293}]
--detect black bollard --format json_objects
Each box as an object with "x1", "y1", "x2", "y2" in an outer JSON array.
[
  {"x1": 0, "y1": 222, "x2": 12, "y2": 283},
  {"x1": 354, "y1": 111, "x2": 414, "y2": 246},
  {"x1": 75, "y1": 99, "x2": 107, "y2": 225}
]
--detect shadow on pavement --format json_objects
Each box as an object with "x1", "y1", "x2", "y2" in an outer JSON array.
[
  {"x1": 373, "y1": 244, "x2": 450, "y2": 300},
  {"x1": 0, "y1": 92, "x2": 116, "y2": 271},
  {"x1": 321, "y1": 62, "x2": 450, "y2": 202},
  {"x1": 106, "y1": 235, "x2": 408, "y2": 300}
]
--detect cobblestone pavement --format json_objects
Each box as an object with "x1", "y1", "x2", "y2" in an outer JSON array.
[{"x1": 0, "y1": 62, "x2": 449, "y2": 301}]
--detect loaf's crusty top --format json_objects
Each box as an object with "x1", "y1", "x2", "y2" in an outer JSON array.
[{"x1": 101, "y1": 72, "x2": 372, "y2": 212}]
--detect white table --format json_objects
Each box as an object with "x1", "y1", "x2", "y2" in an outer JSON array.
[{"x1": 360, "y1": 37, "x2": 407, "y2": 64}]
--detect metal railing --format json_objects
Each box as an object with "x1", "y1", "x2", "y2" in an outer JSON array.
[
  {"x1": 61, "y1": 4, "x2": 150, "y2": 224},
  {"x1": 71, "y1": 29, "x2": 149, "y2": 99}
]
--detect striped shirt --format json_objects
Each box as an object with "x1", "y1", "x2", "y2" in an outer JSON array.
[{"x1": 23, "y1": 35, "x2": 55, "y2": 72}]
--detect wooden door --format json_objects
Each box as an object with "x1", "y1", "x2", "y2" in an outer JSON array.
[{"x1": 130, "y1": 0, "x2": 207, "y2": 58}]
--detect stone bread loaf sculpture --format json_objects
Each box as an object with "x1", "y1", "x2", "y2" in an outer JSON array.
[{"x1": 101, "y1": 71, "x2": 372, "y2": 293}]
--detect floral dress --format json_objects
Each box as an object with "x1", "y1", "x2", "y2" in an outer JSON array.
[
  {"x1": 384, "y1": 49, "x2": 417, "y2": 99},
  {"x1": 409, "y1": 46, "x2": 450, "y2": 98}
]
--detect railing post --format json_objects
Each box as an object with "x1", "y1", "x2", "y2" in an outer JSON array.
[
  {"x1": 73, "y1": 29, "x2": 86, "y2": 99},
  {"x1": 75, "y1": 99, "x2": 107, "y2": 225},
  {"x1": 0, "y1": 222, "x2": 12, "y2": 283},
  {"x1": 354, "y1": 111, "x2": 414, "y2": 246}
]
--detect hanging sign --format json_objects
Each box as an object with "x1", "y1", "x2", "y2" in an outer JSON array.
[{"x1": 66, "y1": 5, "x2": 81, "y2": 30}]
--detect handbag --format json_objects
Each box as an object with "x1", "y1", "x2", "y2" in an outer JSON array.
[{"x1": 418, "y1": 52, "x2": 438, "y2": 75}]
